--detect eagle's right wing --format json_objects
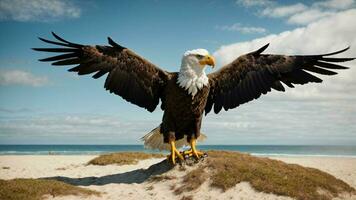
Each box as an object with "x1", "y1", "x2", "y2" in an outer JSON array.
[
  {"x1": 33, "y1": 32, "x2": 170, "y2": 112},
  {"x1": 206, "y1": 44, "x2": 354, "y2": 114}
]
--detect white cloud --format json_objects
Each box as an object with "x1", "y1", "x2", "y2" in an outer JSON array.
[
  {"x1": 236, "y1": 0, "x2": 273, "y2": 7},
  {"x1": 247, "y1": 0, "x2": 356, "y2": 25},
  {"x1": 202, "y1": 99, "x2": 356, "y2": 145},
  {"x1": 0, "y1": 107, "x2": 34, "y2": 113},
  {"x1": 262, "y1": 3, "x2": 307, "y2": 18},
  {"x1": 213, "y1": 9, "x2": 356, "y2": 100},
  {"x1": 0, "y1": 0, "x2": 81, "y2": 22},
  {"x1": 0, "y1": 114, "x2": 158, "y2": 144},
  {"x1": 0, "y1": 69, "x2": 48, "y2": 87},
  {"x1": 314, "y1": 0, "x2": 355, "y2": 10},
  {"x1": 216, "y1": 23, "x2": 267, "y2": 34},
  {"x1": 1, "y1": 103, "x2": 355, "y2": 145},
  {"x1": 287, "y1": 9, "x2": 333, "y2": 25}
]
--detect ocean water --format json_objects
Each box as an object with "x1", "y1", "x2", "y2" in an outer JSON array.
[{"x1": 0, "y1": 145, "x2": 356, "y2": 157}]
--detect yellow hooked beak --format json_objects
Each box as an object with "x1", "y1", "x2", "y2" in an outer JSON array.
[{"x1": 199, "y1": 55, "x2": 215, "y2": 68}]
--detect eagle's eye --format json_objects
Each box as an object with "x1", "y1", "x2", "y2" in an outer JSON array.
[{"x1": 196, "y1": 54, "x2": 204, "y2": 59}]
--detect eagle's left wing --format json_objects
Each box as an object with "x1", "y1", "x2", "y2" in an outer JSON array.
[
  {"x1": 206, "y1": 44, "x2": 354, "y2": 114},
  {"x1": 33, "y1": 32, "x2": 170, "y2": 112}
]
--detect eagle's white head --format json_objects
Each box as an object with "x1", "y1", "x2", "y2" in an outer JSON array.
[{"x1": 177, "y1": 49, "x2": 215, "y2": 98}]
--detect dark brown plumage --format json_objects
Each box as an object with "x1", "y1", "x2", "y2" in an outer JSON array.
[
  {"x1": 33, "y1": 33, "x2": 354, "y2": 148},
  {"x1": 206, "y1": 44, "x2": 353, "y2": 114},
  {"x1": 161, "y1": 73, "x2": 210, "y2": 143},
  {"x1": 34, "y1": 32, "x2": 169, "y2": 113}
]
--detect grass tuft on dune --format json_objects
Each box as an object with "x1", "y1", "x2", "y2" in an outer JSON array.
[
  {"x1": 204, "y1": 151, "x2": 355, "y2": 200},
  {"x1": 0, "y1": 178, "x2": 100, "y2": 200},
  {"x1": 84, "y1": 151, "x2": 355, "y2": 200},
  {"x1": 150, "y1": 151, "x2": 355, "y2": 199},
  {"x1": 88, "y1": 152, "x2": 164, "y2": 166},
  {"x1": 174, "y1": 168, "x2": 208, "y2": 195}
]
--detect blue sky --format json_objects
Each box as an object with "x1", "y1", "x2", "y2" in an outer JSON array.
[{"x1": 0, "y1": 0, "x2": 355, "y2": 145}]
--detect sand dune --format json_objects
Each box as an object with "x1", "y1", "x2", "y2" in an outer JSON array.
[{"x1": 1, "y1": 154, "x2": 355, "y2": 200}]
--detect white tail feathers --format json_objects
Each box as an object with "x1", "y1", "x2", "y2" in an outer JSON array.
[{"x1": 141, "y1": 125, "x2": 207, "y2": 151}]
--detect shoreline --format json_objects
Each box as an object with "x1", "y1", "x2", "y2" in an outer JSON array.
[
  {"x1": 2, "y1": 144, "x2": 356, "y2": 164},
  {"x1": 1, "y1": 144, "x2": 355, "y2": 157},
  {"x1": 1, "y1": 153, "x2": 356, "y2": 158}
]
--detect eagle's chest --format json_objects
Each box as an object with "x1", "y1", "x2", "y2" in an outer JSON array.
[{"x1": 164, "y1": 77, "x2": 210, "y2": 117}]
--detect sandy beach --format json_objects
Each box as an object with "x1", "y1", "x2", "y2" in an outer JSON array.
[{"x1": 1, "y1": 154, "x2": 355, "y2": 200}]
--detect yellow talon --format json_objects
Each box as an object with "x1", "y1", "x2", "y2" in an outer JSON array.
[
  {"x1": 191, "y1": 138, "x2": 200, "y2": 159},
  {"x1": 168, "y1": 139, "x2": 184, "y2": 165},
  {"x1": 183, "y1": 137, "x2": 204, "y2": 160},
  {"x1": 182, "y1": 149, "x2": 203, "y2": 157}
]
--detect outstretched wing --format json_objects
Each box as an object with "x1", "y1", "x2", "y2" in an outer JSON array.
[
  {"x1": 206, "y1": 44, "x2": 354, "y2": 114},
  {"x1": 33, "y1": 32, "x2": 170, "y2": 112}
]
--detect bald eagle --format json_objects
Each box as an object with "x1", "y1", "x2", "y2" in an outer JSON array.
[{"x1": 34, "y1": 32, "x2": 354, "y2": 164}]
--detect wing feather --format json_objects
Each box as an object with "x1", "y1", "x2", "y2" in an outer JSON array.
[
  {"x1": 206, "y1": 44, "x2": 354, "y2": 115},
  {"x1": 34, "y1": 33, "x2": 170, "y2": 112},
  {"x1": 52, "y1": 58, "x2": 81, "y2": 66},
  {"x1": 39, "y1": 53, "x2": 78, "y2": 62},
  {"x1": 304, "y1": 66, "x2": 337, "y2": 75},
  {"x1": 315, "y1": 61, "x2": 349, "y2": 69}
]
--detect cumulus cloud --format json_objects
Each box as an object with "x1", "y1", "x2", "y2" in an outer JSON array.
[
  {"x1": 236, "y1": 0, "x2": 274, "y2": 7},
  {"x1": 286, "y1": 9, "x2": 333, "y2": 25},
  {"x1": 239, "y1": 0, "x2": 356, "y2": 25},
  {"x1": 261, "y1": 3, "x2": 307, "y2": 18},
  {"x1": 213, "y1": 9, "x2": 356, "y2": 100},
  {"x1": 1, "y1": 103, "x2": 354, "y2": 145},
  {"x1": 216, "y1": 23, "x2": 267, "y2": 34},
  {"x1": 0, "y1": 107, "x2": 34, "y2": 113},
  {"x1": 314, "y1": 0, "x2": 355, "y2": 10},
  {"x1": 0, "y1": 0, "x2": 81, "y2": 22},
  {"x1": 202, "y1": 99, "x2": 356, "y2": 145},
  {"x1": 0, "y1": 114, "x2": 159, "y2": 144},
  {"x1": 0, "y1": 69, "x2": 48, "y2": 87}
]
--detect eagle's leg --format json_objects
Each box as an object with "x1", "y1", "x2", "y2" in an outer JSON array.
[
  {"x1": 183, "y1": 137, "x2": 204, "y2": 159},
  {"x1": 167, "y1": 139, "x2": 184, "y2": 165}
]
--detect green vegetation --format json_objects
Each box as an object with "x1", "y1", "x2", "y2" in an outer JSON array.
[
  {"x1": 88, "y1": 152, "x2": 164, "y2": 166},
  {"x1": 0, "y1": 179, "x2": 100, "y2": 200}
]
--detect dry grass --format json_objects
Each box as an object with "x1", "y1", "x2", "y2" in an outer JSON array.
[
  {"x1": 164, "y1": 151, "x2": 355, "y2": 199},
  {"x1": 146, "y1": 185, "x2": 154, "y2": 191},
  {"x1": 180, "y1": 195, "x2": 193, "y2": 200},
  {"x1": 81, "y1": 151, "x2": 356, "y2": 199},
  {"x1": 88, "y1": 152, "x2": 164, "y2": 166},
  {"x1": 149, "y1": 175, "x2": 177, "y2": 182},
  {"x1": 205, "y1": 151, "x2": 355, "y2": 200},
  {"x1": 55, "y1": 167, "x2": 67, "y2": 171},
  {"x1": 174, "y1": 168, "x2": 208, "y2": 195},
  {"x1": 0, "y1": 178, "x2": 100, "y2": 200}
]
